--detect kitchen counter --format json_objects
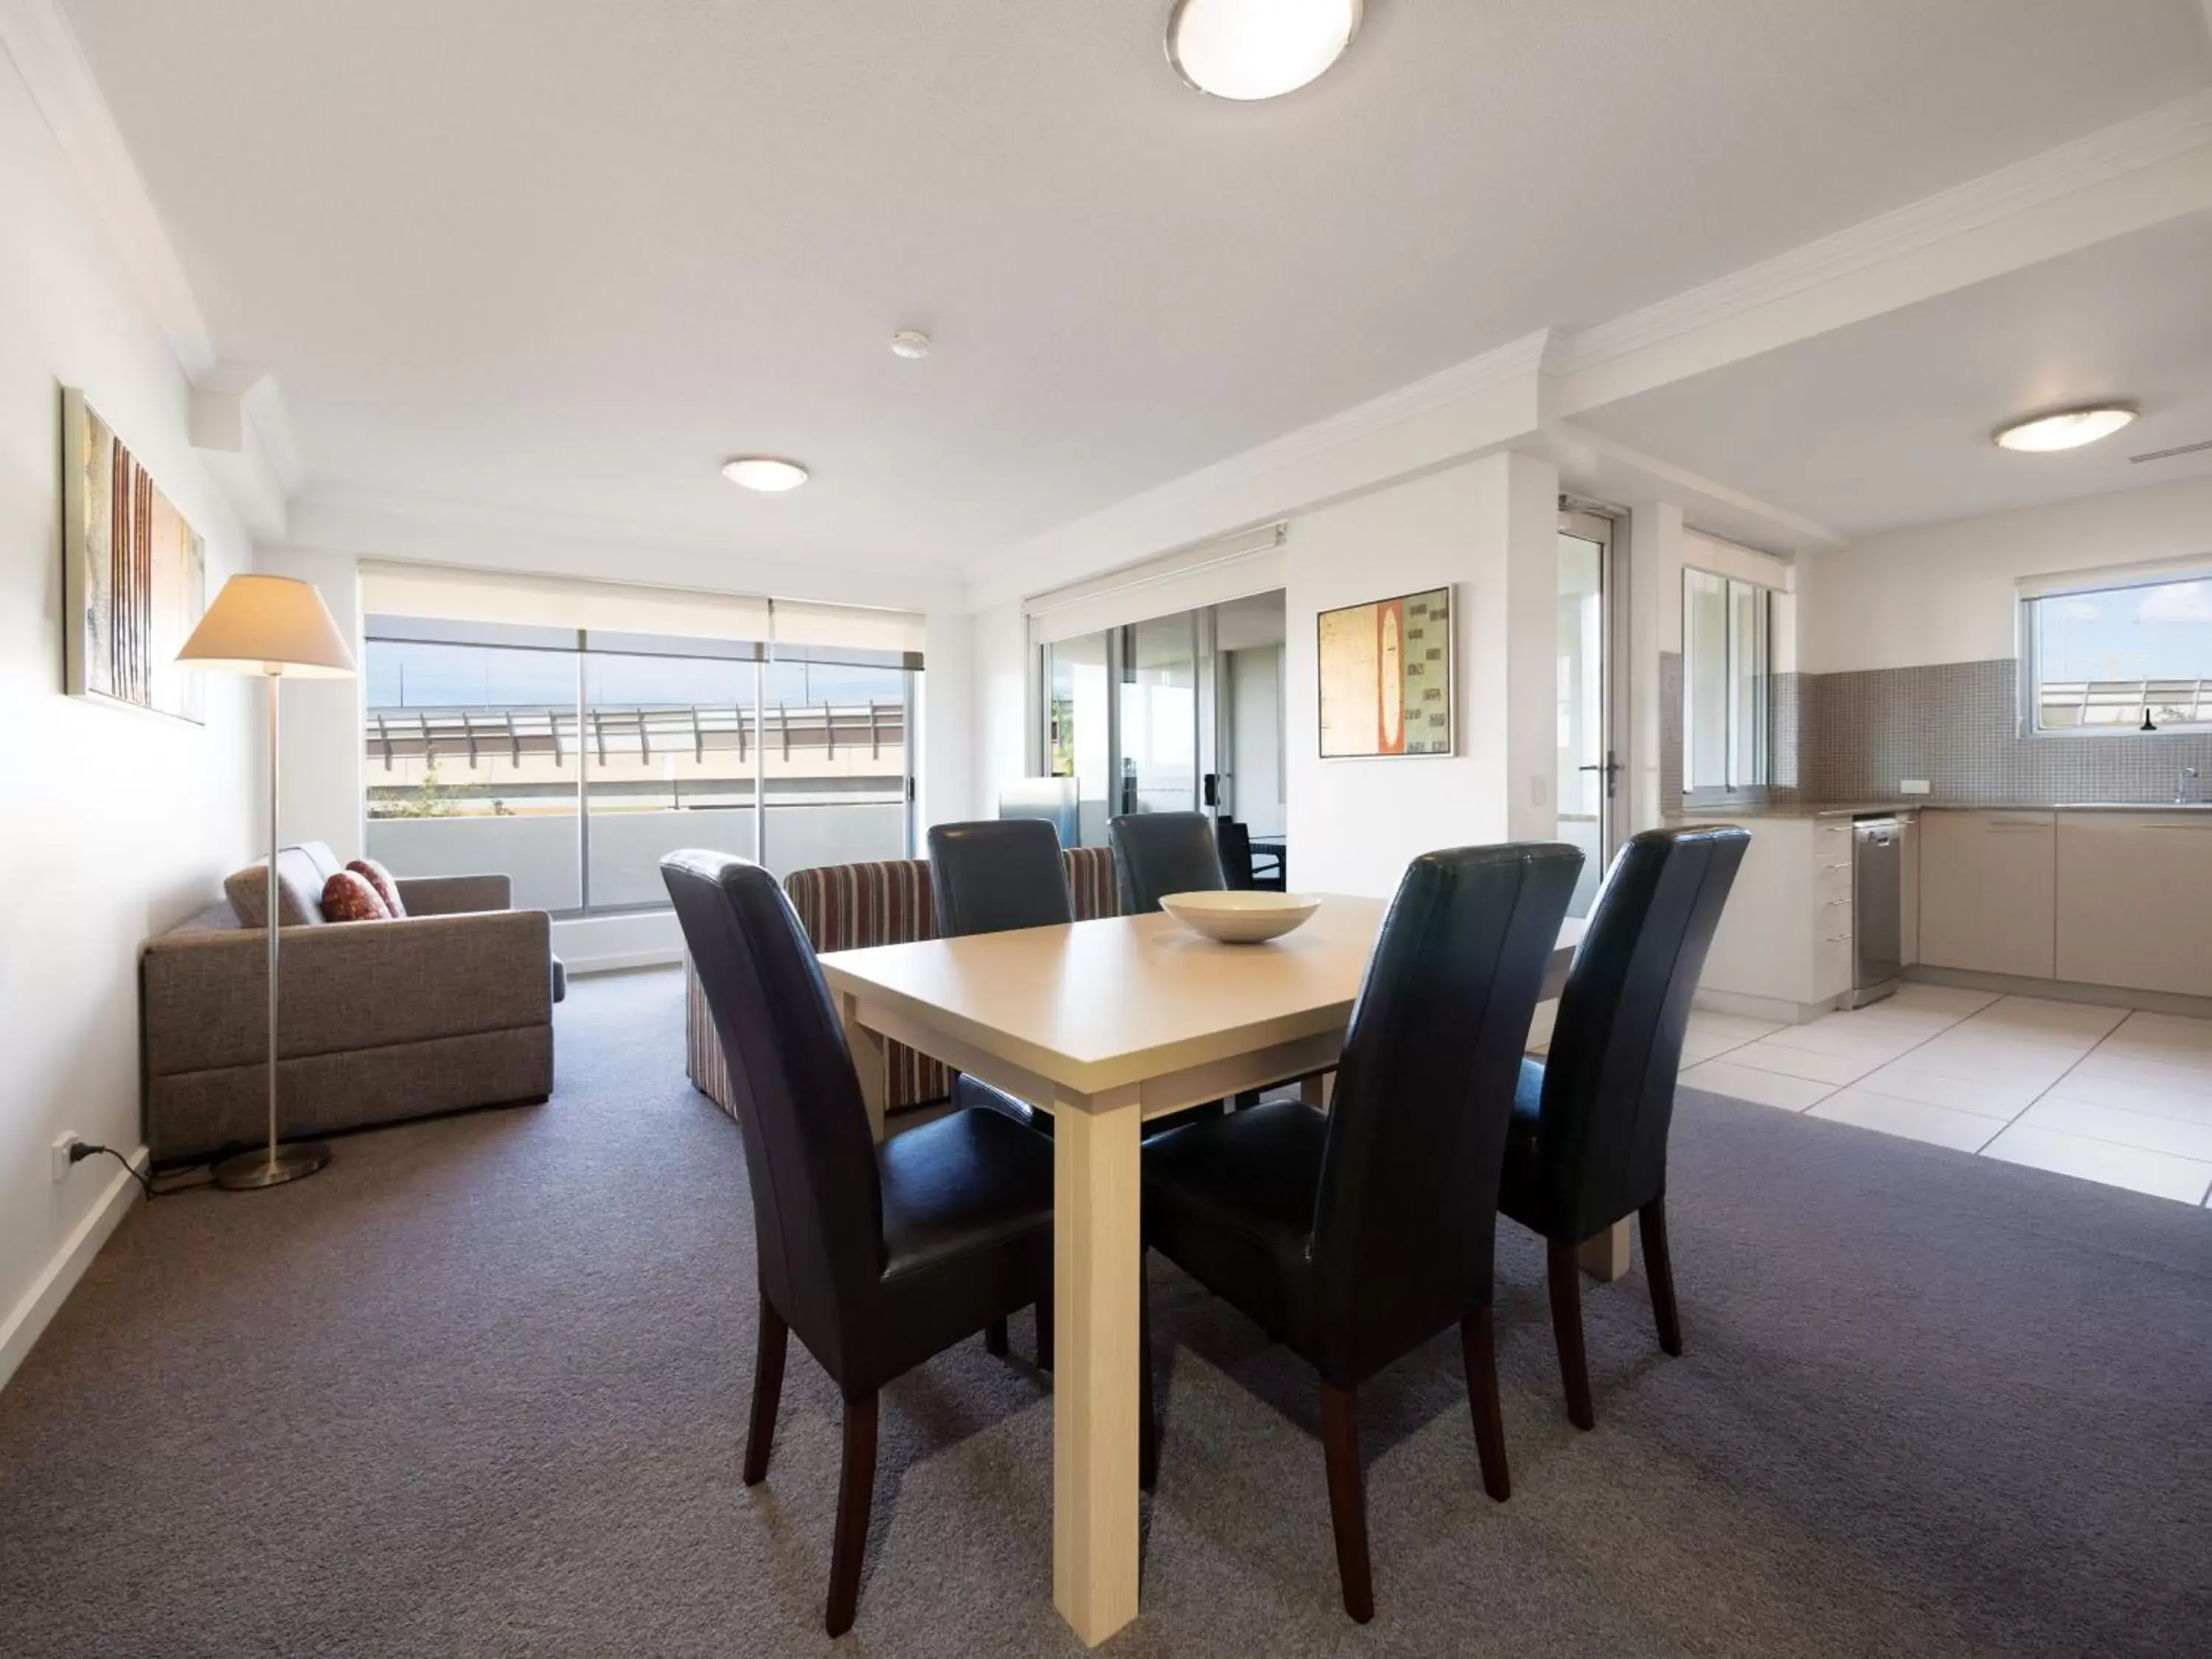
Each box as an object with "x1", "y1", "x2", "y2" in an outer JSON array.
[
  {"x1": 1669, "y1": 800, "x2": 2211, "y2": 820},
  {"x1": 1666, "y1": 801, "x2": 1921, "y2": 821}
]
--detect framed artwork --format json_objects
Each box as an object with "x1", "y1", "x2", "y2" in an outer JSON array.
[
  {"x1": 1317, "y1": 585, "x2": 1453, "y2": 758},
  {"x1": 62, "y1": 388, "x2": 206, "y2": 722}
]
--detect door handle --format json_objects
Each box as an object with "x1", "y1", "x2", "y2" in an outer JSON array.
[{"x1": 1575, "y1": 751, "x2": 1622, "y2": 800}]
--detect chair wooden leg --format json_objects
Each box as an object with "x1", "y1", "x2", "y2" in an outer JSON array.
[
  {"x1": 744, "y1": 1293, "x2": 789, "y2": 1486},
  {"x1": 1319, "y1": 1382, "x2": 1374, "y2": 1624},
  {"x1": 1545, "y1": 1239, "x2": 1596, "y2": 1431},
  {"x1": 1138, "y1": 1265, "x2": 1158, "y2": 1492},
  {"x1": 984, "y1": 1316, "x2": 1009, "y2": 1357},
  {"x1": 825, "y1": 1393, "x2": 879, "y2": 1638},
  {"x1": 1459, "y1": 1304, "x2": 1511, "y2": 1502},
  {"x1": 1641, "y1": 1196, "x2": 1683, "y2": 1357},
  {"x1": 1034, "y1": 1287, "x2": 1054, "y2": 1371}
]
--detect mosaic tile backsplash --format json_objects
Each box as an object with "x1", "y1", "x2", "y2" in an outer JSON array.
[
  {"x1": 1801, "y1": 658, "x2": 2212, "y2": 806},
  {"x1": 1661, "y1": 655, "x2": 2212, "y2": 810}
]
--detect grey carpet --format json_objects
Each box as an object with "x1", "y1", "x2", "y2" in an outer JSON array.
[{"x1": 1, "y1": 967, "x2": 2208, "y2": 1658}]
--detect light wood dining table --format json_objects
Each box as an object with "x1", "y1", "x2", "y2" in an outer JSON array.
[{"x1": 816, "y1": 895, "x2": 1588, "y2": 1647}]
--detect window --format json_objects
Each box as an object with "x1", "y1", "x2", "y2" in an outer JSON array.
[
  {"x1": 1683, "y1": 568, "x2": 1770, "y2": 792},
  {"x1": 2023, "y1": 571, "x2": 2212, "y2": 733},
  {"x1": 362, "y1": 595, "x2": 919, "y2": 914}
]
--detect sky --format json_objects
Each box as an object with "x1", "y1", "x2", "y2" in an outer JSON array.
[
  {"x1": 365, "y1": 642, "x2": 904, "y2": 710},
  {"x1": 2037, "y1": 578, "x2": 2212, "y2": 681}
]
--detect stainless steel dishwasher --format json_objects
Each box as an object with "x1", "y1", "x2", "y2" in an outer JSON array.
[{"x1": 1850, "y1": 815, "x2": 1903, "y2": 1007}]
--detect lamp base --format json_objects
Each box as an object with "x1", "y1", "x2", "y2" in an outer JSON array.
[{"x1": 213, "y1": 1141, "x2": 332, "y2": 1191}]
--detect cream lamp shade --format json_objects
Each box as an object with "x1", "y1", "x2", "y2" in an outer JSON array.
[{"x1": 176, "y1": 574, "x2": 357, "y2": 677}]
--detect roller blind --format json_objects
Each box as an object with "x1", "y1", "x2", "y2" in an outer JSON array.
[
  {"x1": 2018, "y1": 555, "x2": 2212, "y2": 601},
  {"x1": 1025, "y1": 525, "x2": 1287, "y2": 646},
  {"x1": 1682, "y1": 531, "x2": 1792, "y2": 591},
  {"x1": 359, "y1": 562, "x2": 925, "y2": 661}
]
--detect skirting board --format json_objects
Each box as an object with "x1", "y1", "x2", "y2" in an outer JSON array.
[
  {"x1": 1902, "y1": 966, "x2": 2212, "y2": 1020},
  {"x1": 0, "y1": 1147, "x2": 147, "y2": 1392},
  {"x1": 1694, "y1": 989, "x2": 1837, "y2": 1025}
]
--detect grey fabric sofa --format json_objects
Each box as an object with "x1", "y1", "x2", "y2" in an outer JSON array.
[{"x1": 141, "y1": 842, "x2": 565, "y2": 1164}]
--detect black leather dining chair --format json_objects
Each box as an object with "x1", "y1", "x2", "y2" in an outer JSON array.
[
  {"x1": 927, "y1": 818, "x2": 1074, "y2": 936},
  {"x1": 661, "y1": 851, "x2": 1055, "y2": 1637},
  {"x1": 1214, "y1": 817, "x2": 1258, "y2": 891},
  {"x1": 924, "y1": 818, "x2": 1069, "y2": 1169},
  {"x1": 1497, "y1": 824, "x2": 1749, "y2": 1431},
  {"x1": 1139, "y1": 842, "x2": 1584, "y2": 1623},
  {"x1": 1108, "y1": 811, "x2": 1226, "y2": 914}
]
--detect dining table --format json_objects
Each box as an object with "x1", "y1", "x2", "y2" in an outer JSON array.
[{"x1": 816, "y1": 894, "x2": 1590, "y2": 1646}]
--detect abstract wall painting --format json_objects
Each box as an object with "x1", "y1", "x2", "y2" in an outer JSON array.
[
  {"x1": 1317, "y1": 585, "x2": 1453, "y2": 759},
  {"x1": 62, "y1": 388, "x2": 206, "y2": 722}
]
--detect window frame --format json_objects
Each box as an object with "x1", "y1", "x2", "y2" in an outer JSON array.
[
  {"x1": 362, "y1": 616, "x2": 919, "y2": 917},
  {"x1": 1680, "y1": 566, "x2": 1772, "y2": 794},
  {"x1": 2017, "y1": 564, "x2": 2212, "y2": 738}
]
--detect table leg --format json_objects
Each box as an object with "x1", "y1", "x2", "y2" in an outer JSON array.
[
  {"x1": 1298, "y1": 1071, "x2": 1335, "y2": 1109},
  {"x1": 1052, "y1": 1086, "x2": 1143, "y2": 1646},
  {"x1": 836, "y1": 990, "x2": 888, "y2": 1143},
  {"x1": 1578, "y1": 1218, "x2": 1632, "y2": 1283}
]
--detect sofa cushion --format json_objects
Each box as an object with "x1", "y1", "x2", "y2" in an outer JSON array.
[
  {"x1": 347, "y1": 858, "x2": 407, "y2": 917},
  {"x1": 226, "y1": 846, "x2": 332, "y2": 928},
  {"x1": 321, "y1": 869, "x2": 393, "y2": 923}
]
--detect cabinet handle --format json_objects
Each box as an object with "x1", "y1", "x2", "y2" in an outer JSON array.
[
  {"x1": 1821, "y1": 860, "x2": 1851, "y2": 870},
  {"x1": 1823, "y1": 932, "x2": 1853, "y2": 943},
  {"x1": 1985, "y1": 824, "x2": 2049, "y2": 832},
  {"x1": 1823, "y1": 897, "x2": 1851, "y2": 907},
  {"x1": 2135, "y1": 823, "x2": 2212, "y2": 832}
]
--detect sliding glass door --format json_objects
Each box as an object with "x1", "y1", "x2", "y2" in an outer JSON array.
[
  {"x1": 364, "y1": 618, "x2": 917, "y2": 912},
  {"x1": 1558, "y1": 509, "x2": 1619, "y2": 919}
]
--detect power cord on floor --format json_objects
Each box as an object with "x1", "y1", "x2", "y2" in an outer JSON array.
[{"x1": 69, "y1": 1141, "x2": 156, "y2": 1201}]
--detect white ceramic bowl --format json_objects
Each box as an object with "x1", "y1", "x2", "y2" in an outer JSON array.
[{"x1": 1158, "y1": 890, "x2": 1322, "y2": 945}]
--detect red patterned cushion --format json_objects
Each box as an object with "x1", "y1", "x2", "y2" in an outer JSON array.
[
  {"x1": 346, "y1": 858, "x2": 406, "y2": 917},
  {"x1": 321, "y1": 869, "x2": 392, "y2": 923}
]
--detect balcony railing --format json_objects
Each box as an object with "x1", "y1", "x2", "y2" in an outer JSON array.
[{"x1": 364, "y1": 700, "x2": 908, "y2": 770}]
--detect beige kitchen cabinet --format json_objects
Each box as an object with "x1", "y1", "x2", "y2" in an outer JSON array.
[
  {"x1": 1677, "y1": 813, "x2": 1871, "y2": 1020},
  {"x1": 2056, "y1": 813, "x2": 2212, "y2": 997},
  {"x1": 1917, "y1": 810, "x2": 2056, "y2": 978}
]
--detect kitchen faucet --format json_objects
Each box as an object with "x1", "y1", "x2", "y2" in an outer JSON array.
[{"x1": 2181, "y1": 766, "x2": 2201, "y2": 804}]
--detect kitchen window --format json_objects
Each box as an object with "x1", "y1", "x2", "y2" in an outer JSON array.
[
  {"x1": 1683, "y1": 567, "x2": 1770, "y2": 791},
  {"x1": 2021, "y1": 568, "x2": 2212, "y2": 734}
]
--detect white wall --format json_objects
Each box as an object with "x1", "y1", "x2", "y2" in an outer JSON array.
[
  {"x1": 1285, "y1": 451, "x2": 1562, "y2": 895},
  {"x1": 0, "y1": 51, "x2": 257, "y2": 1382},
  {"x1": 254, "y1": 545, "x2": 364, "y2": 858},
  {"x1": 1800, "y1": 475, "x2": 2212, "y2": 674}
]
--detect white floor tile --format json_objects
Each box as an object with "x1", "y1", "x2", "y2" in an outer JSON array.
[
  {"x1": 1678, "y1": 1035, "x2": 1749, "y2": 1067},
  {"x1": 1729, "y1": 1038, "x2": 1883, "y2": 1086},
  {"x1": 1980, "y1": 1124, "x2": 2212, "y2": 1206},
  {"x1": 1851, "y1": 1061, "x2": 2045, "y2": 1119},
  {"x1": 1889, "y1": 984, "x2": 2000, "y2": 1017},
  {"x1": 2111, "y1": 1009, "x2": 2212, "y2": 1048},
  {"x1": 1894, "y1": 1040, "x2": 2083, "y2": 1090},
  {"x1": 1686, "y1": 1012, "x2": 1784, "y2": 1045},
  {"x1": 2020, "y1": 1096, "x2": 2212, "y2": 1162},
  {"x1": 1678, "y1": 1057, "x2": 1837, "y2": 1112},
  {"x1": 2042, "y1": 1065, "x2": 2212, "y2": 1126},
  {"x1": 1753, "y1": 1018, "x2": 1926, "y2": 1063},
  {"x1": 1809, "y1": 1089, "x2": 2001, "y2": 1152},
  {"x1": 1972, "y1": 995, "x2": 2130, "y2": 1039}
]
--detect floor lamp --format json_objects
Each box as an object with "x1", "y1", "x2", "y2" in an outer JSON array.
[{"x1": 177, "y1": 574, "x2": 358, "y2": 1190}]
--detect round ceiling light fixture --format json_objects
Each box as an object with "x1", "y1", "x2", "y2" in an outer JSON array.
[
  {"x1": 1992, "y1": 404, "x2": 2138, "y2": 453},
  {"x1": 890, "y1": 329, "x2": 933, "y2": 360},
  {"x1": 721, "y1": 456, "x2": 810, "y2": 492},
  {"x1": 1166, "y1": 0, "x2": 1362, "y2": 102}
]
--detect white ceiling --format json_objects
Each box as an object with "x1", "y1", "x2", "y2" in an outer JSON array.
[
  {"x1": 1572, "y1": 208, "x2": 2212, "y2": 540},
  {"x1": 57, "y1": 0, "x2": 2212, "y2": 575}
]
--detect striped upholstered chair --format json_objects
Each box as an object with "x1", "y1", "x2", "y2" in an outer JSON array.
[{"x1": 684, "y1": 846, "x2": 1123, "y2": 1124}]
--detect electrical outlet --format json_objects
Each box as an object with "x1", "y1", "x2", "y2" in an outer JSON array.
[
  {"x1": 51, "y1": 1133, "x2": 82, "y2": 1183},
  {"x1": 1899, "y1": 779, "x2": 1931, "y2": 796}
]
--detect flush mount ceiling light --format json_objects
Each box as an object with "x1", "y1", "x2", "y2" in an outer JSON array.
[
  {"x1": 890, "y1": 330, "x2": 933, "y2": 360},
  {"x1": 1992, "y1": 405, "x2": 2138, "y2": 453},
  {"x1": 722, "y1": 456, "x2": 810, "y2": 492},
  {"x1": 1166, "y1": 0, "x2": 1362, "y2": 101}
]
